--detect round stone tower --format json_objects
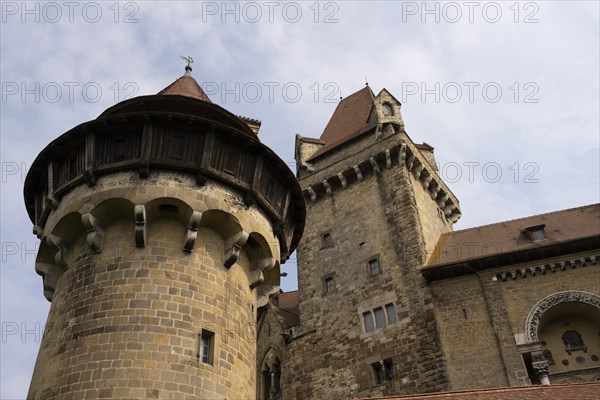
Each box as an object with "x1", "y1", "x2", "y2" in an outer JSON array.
[{"x1": 23, "y1": 65, "x2": 305, "y2": 400}]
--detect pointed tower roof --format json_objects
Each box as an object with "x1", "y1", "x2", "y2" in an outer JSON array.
[
  {"x1": 308, "y1": 85, "x2": 376, "y2": 160},
  {"x1": 320, "y1": 85, "x2": 375, "y2": 143},
  {"x1": 98, "y1": 64, "x2": 253, "y2": 137},
  {"x1": 157, "y1": 65, "x2": 212, "y2": 102}
]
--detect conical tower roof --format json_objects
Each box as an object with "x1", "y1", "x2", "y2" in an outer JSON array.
[{"x1": 157, "y1": 66, "x2": 212, "y2": 102}]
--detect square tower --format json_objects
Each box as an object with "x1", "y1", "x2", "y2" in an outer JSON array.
[{"x1": 287, "y1": 86, "x2": 461, "y2": 398}]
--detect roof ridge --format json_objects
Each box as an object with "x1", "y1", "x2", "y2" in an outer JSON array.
[{"x1": 446, "y1": 203, "x2": 599, "y2": 235}]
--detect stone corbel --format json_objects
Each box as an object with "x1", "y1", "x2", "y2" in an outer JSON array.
[
  {"x1": 449, "y1": 211, "x2": 461, "y2": 224},
  {"x1": 46, "y1": 234, "x2": 69, "y2": 269},
  {"x1": 35, "y1": 262, "x2": 64, "y2": 301},
  {"x1": 429, "y1": 184, "x2": 441, "y2": 200},
  {"x1": 406, "y1": 154, "x2": 415, "y2": 171},
  {"x1": 45, "y1": 194, "x2": 59, "y2": 210},
  {"x1": 183, "y1": 211, "x2": 202, "y2": 252},
  {"x1": 301, "y1": 161, "x2": 316, "y2": 173},
  {"x1": 437, "y1": 194, "x2": 449, "y2": 209},
  {"x1": 421, "y1": 175, "x2": 433, "y2": 190},
  {"x1": 134, "y1": 205, "x2": 147, "y2": 248},
  {"x1": 81, "y1": 213, "x2": 104, "y2": 254},
  {"x1": 84, "y1": 169, "x2": 97, "y2": 187},
  {"x1": 33, "y1": 225, "x2": 44, "y2": 239},
  {"x1": 412, "y1": 164, "x2": 424, "y2": 179},
  {"x1": 257, "y1": 285, "x2": 280, "y2": 308},
  {"x1": 399, "y1": 143, "x2": 407, "y2": 163},
  {"x1": 322, "y1": 180, "x2": 332, "y2": 196},
  {"x1": 443, "y1": 204, "x2": 456, "y2": 217},
  {"x1": 337, "y1": 173, "x2": 347, "y2": 189},
  {"x1": 196, "y1": 172, "x2": 209, "y2": 187},
  {"x1": 249, "y1": 258, "x2": 276, "y2": 289},
  {"x1": 224, "y1": 231, "x2": 249, "y2": 268},
  {"x1": 307, "y1": 187, "x2": 317, "y2": 202},
  {"x1": 353, "y1": 165, "x2": 363, "y2": 181},
  {"x1": 375, "y1": 124, "x2": 383, "y2": 141},
  {"x1": 369, "y1": 157, "x2": 381, "y2": 174}
]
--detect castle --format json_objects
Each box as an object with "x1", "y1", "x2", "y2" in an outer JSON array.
[{"x1": 24, "y1": 68, "x2": 599, "y2": 399}]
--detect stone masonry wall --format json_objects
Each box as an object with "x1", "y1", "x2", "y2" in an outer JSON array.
[
  {"x1": 28, "y1": 171, "x2": 281, "y2": 400},
  {"x1": 430, "y1": 250, "x2": 600, "y2": 390},
  {"x1": 289, "y1": 132, "x2": 452, "y2": 399}
]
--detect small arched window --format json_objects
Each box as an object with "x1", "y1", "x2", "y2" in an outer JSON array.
[
  {"x1": 382, "y1": 103, "x2": 394, "y2": 116},
  {"x1": 562, "y1": 330, "x2": 587, "y2": 354},
  {"x1": 262, "y1": 356, "x2": 282, "y2": 400}
]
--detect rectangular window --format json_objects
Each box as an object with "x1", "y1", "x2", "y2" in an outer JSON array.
[
  {"x1": 368, "y1": 258, "x2": 380, "y2": 277},
  {"x1": 385, "y1": 303, "x2": 396, "y2": 325},
  {"x1": 363, "y1": 311, "x2": 374, "y2": 333},
  {"x1": 372, "y1": 362, "x2": 384, "y2": 384},
  {"x1": 322, "y1": 232, "x2": 333, "y2": 248},
  {"x1": 324, "y1": 276, "x2": 334, "y2": 293},
  {"x1": 525, "y1": 224, "x2": 545, "y2": 241},
  {"x1": 384, "y1": 359, "x2": 394, "y2": 381},
  {"x1": 199, "y1": 330, "x2": 214, "y2": 364},
  {"x1": 374, "y1": 307, "x2": 385, "y2": 329}
]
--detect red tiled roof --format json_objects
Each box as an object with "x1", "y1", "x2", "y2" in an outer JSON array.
[
  {"x1": 364, "y1": 382, "x2": 600, "y2": 400},
  {"x1": 308, "y1": 86, "x2": 375, "y2": 160},
  {"x1": 157, "y1": 72, "x2": 212, "y2": 103},
  {"x1": 276, "y1": 291, "x2": 299, "y2": 327},
  {"x1": 278, "y1": 290, "x2": 299, "y2": 315},
  {"x1": 426, "y1": 204, "x2": 600, "y2": 269}
]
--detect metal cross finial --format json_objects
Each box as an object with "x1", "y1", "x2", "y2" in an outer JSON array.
[{"x1": 180, "y1": 55, "x2": 194, "y2": 68}]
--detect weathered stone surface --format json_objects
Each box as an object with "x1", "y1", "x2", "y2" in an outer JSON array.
[{"x1": 28, "y1": 171, "x2": 282, "y2": 400}]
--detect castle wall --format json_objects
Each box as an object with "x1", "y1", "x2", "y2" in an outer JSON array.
[
  {"x1": 430, "y1": 275, "x2": 511, "y2": 389},
  {"x1": 430, "y1": 251, "x2": 600, "y2": 389}
]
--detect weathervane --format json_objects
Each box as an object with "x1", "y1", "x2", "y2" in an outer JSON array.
[{"x1": 180, "y1": 55, "x2": 194, "y2": 73}]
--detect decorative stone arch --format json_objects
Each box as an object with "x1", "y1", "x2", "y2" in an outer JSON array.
[
  {"x1": 525, "y1": 291, "x2": 600, "y2": 342},
  {"x1": 89, "y1": 198, "x2": 136, "y2": 226},
  {"x1": 144, "y1": 197, "x2": 195, "y2": 226}
]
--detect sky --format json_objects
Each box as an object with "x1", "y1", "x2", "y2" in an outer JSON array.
[{"x1": 0, "y1": 1, "x2": 599, "y2": 398}]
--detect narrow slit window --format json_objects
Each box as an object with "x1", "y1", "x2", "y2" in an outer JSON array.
[
  {"x1": 324, "y1": 276, "x2": 334, "y2": 293},
  {"x1": 322, "y1": 232, "x2": 333, "y2": 248},
  {"x1": 199, "y1": 330, "x2": 215, "y2": 365}
]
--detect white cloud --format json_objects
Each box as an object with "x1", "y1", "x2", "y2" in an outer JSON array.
[{"x1": 1, "y1": 1, "x2": 598, "y2": 397}]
